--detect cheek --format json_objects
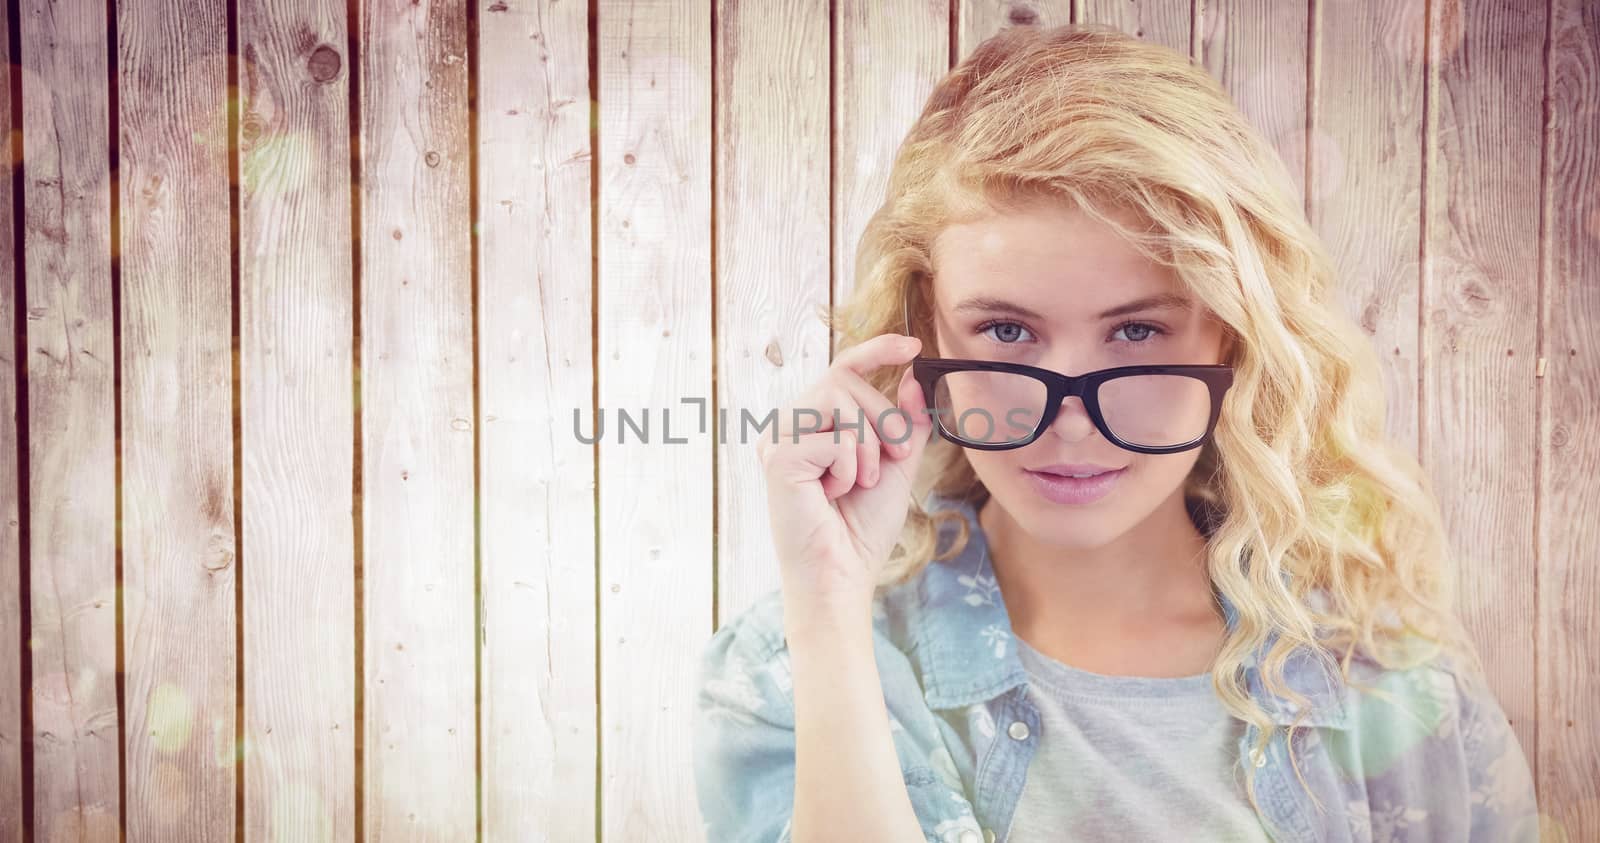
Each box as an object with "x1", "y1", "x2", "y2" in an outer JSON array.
[
  {"x1": 962, "y1": 448, "x2": 1032, "y2": 501},
  {"x1": 964, "y1": 448, "x2": 1018, "y2": 480},
  {"x1": 1124, "y1": 451, "x2": 1202, "y2": 495}
]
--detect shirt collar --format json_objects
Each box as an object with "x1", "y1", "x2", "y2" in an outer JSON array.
[{"x1": 895, "y1": 494, "x2": 1352, "y2": 730}]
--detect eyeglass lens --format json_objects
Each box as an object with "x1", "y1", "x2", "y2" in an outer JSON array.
[{"x1": 930, "y1": 370, "x2": 1213, "y2": 447}]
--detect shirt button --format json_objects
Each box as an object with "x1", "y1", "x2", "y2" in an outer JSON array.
[
  {"x1": 1250, "y1": 748, "x2": 1267, "y2": 767},
  {"x1": 1007, "y1": 720, "x2": 1030, "y2": 741},
  {"x1": 984, "y1": 828, "x2": 997, "y2": 843}
]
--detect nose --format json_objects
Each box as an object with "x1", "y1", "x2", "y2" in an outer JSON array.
[{"x1": 1042, "y1": 393, "x2": 1098, "y2": 443}]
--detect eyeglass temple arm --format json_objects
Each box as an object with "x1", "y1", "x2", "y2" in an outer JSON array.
[{"x1": 903, "y1": 286, "x2": 916, "y2": 339}]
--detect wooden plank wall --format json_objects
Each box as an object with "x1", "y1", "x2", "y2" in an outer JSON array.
[
  {"x1": 119, "y1": 2, "x2": 238, "y2": 839},
  {"x1": 16, "y1": 0, "x2": 121, "y2": 838},
  {"x1": 236, "y1": 0, "x2": 357, "y2": 839},
  {"x1": 477, "y1": 0, "x2": 595, "y2": 840},
  {"x1": 1, "y1": 0, "x2": 1594, "y2": 841},
  {"x1": 0, "y1": 3, "x2": 17, "y2": 838},
  {"x1": 1541, "y1": 0, "x2": 1599, "y2": 836}
]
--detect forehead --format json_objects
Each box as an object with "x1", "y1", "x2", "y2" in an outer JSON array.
[{"x1": 928, "y1": 199, "x2": 1182, "y2": 313}]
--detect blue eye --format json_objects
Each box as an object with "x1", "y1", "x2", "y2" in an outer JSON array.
[
  {"x1": 974, "y1": 319, "x2": 1166, "y2": 346},
  {"x1": 1111, "y1": 321, "x2": 1165, "y2": 343},
  {"x1": 976, "y1": 320, "x2": 1035, "y2": 344}
]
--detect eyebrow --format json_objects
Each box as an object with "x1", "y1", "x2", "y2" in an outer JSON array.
[
  {"x1": 950, "y1": 292, "x2": 1194, "y2": 322},
  {"x1": 1095, "y1": 292, "x2": 1194, "y2": 320}
]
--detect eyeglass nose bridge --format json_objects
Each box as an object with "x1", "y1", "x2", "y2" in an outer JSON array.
[
  {"x1": 1046, "y1": 370, "x2": 1102, "y2": 400},
  {"x1": 1028, "y1": 366, "x2": 1117, "y2": 425},
  {"x1": 1032, "y1": 371, "x2": 1103, "y2": 435}
]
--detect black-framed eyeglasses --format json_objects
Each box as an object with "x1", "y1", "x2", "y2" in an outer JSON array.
[
  {"x1": 910, "y1": 357, "x2": 1234, "y2": 453},
  {"x1": 901, "y1": 283, "x2": 1233, "y2": 453}
]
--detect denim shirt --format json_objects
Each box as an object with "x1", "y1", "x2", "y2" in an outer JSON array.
[{"x1": 692, "y1": 496, "x2": 1540, "y2": 843}]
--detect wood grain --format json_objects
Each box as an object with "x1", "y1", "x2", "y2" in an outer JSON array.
[
  {"x1": 357, "y1": 0, "x2": 476, "y2": 838},
  {"x1": 1311, "y1": 1, "x2": 1426, "y2": 455},
  {"x1": 0, "y1": 4, "x2": 1592, "y2": 841},
  {"x1": 1200, "y1": 0, "x2": 1310, "y2": 206},
  {"x1": 19, "y1": 1, "x2": 121, "y2": 834},
  {"x1": 1080, "y1": 0, "x2": 1191, "y2": 55},
  {"x1": 596, "y1": 0, "x2": 713, "y2": 838},
  {"x1": 1424, "y1": 0, "x2": 1544, "y2": 775},
  {"x1": 0, "y1": 2, "x2": 20, "y2": 837},
  {"x1": 957, "y1": 1, "x2": 1072, "y2": 65},
  {"x1": 714, "y1": 0, "x2": 831, "y2": 624},
  {"x1": 476, "y1": 0, "x2": 598, "y2": 840},
  {"x1": 1540, "y1": 1, "x2": 1600, "y2": 838},
  {"x1": 116, "y1": 0, "x2": 237, "y2": 838},
  {"x1": 235, "y1": 1, "x2": 356, "y2": 840},
  {"x1": 832, "y1": 0, "x2": 948, "y2": 310}
]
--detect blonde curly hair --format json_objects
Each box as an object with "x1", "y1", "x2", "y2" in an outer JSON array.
[{"x1": 826, "y1": 22, "x2": 1486, "y2": 823}]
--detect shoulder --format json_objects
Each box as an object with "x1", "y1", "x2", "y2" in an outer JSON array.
[
  {"x1": 1328, "y1": 645, "x2": 1539, "y2": 840},
  {"x1": 1335, "y1": 644, "x2": 1511, "y2": 742},
  {"x1": 1332, "y1": 644, "x2": 1494, "y2": 755},
  {"x1": 1432, "y1": 656, "x2": 1541, "y2": 839}
]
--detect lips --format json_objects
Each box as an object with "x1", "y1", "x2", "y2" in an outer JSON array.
[
  {"x1": 1024, "y1": 464, "x2": 1127, "y2": 505},
  {"x1": 1030, "y1": 463, "x2": 1124, "y2": 478}
]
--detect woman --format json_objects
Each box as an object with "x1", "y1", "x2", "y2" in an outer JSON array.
[{"x1": 693, "y1": 23, "x2": 1539, "y2": 843}]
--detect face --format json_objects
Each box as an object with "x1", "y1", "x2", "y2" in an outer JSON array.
[{"x1": 927, "y1": 197, "x2": 1231, "y2": 550}]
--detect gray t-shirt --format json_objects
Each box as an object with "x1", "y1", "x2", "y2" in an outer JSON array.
[{"x1": 1007, "y1": 635, "x2": 1272, "y2": 842}]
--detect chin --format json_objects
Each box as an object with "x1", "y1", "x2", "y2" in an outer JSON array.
[
  {"x1": 991, "y1": 478, "x2": 1140, "y2": 551},
  {"x1": 1033, "y1": 507, "x2": 1133, "y2": 550}
]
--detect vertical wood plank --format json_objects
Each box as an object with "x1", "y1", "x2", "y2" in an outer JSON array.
[
  {"x1": 235, "y1": 1, "x2": 356, "y2": 840},
  {"x1": 833, "y1": 0, "x2": 948, "y2": 310},
  {"x1": 1541, "y1": 1, "x2": 1600, "y2": 839},
  {"x1": 0, "y1": 5, "x2": 21, "y2": 838},
  {"x1": 1199, "y1": 0, "x2": 1310, "y2": 207},
  {"x1": 1310, "y1": 2, "x2": 1425, "y2": 456},
  {"x1": 714, "y1": 1, "x2": 830, "y2": 620},
  {"x1": 957, "y1": 2, "x2": 1072, "y2": 64},
  {"x1": 597, "y1": 0, "x2": 712, "y2": 839},
  {"x1": 116, "y1": 0, "x2": 237, "y2": 838},
  {"x1": 20, "y1": 2, "x2": 120, "y2": 836},
  {"x1": 476, "y1": 0, "x2": 598, "y2": 840},
  {"x1": 1079, "y1": 0, "x2": 1191, "y2": 55},
  {"x1": 1424, "y1": 0, "x2": 1544, "y2": 771},
  {"x1": 357, "y1": 0, "x2": 476, "y2": 838}
]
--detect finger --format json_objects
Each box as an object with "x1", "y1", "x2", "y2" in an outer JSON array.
[
  {"x1": 831, "y1": 332, "x2": 921, "y2": 379},
  {"x1": 772, "y1": 385, "x2": 872, "y2": 467},
  {"x1": 773, "y1": 374, "x2": 848, "y2": 442},
  {"x1": 816, "y1": 387, "x2": 878, "y2": 488},
  {"x1": 821, "y1": 429, "x2": 858, "y2": 500},
  {"x1": 832, "y1": 368, "x2": 903, "y2": 470},
  {"x1": 773, "y1": 333, "x2": 920, "y2": 444},
  {"x1": 763, "y1": 428, "x2": 859, "y2": 499},
  {"x1": 856, "y1": 436, "x2": 878, "y2": 489}
]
